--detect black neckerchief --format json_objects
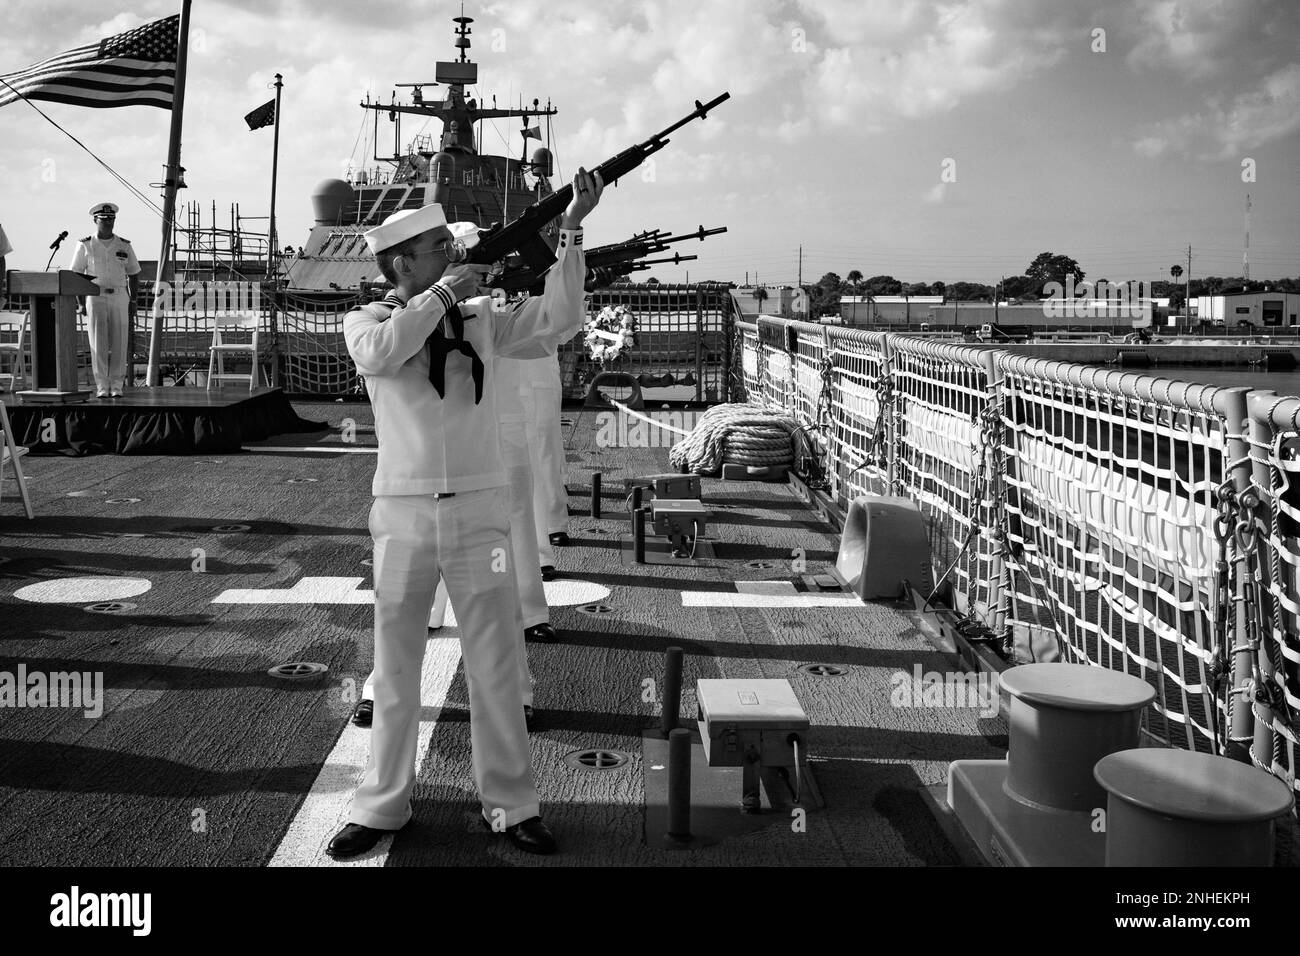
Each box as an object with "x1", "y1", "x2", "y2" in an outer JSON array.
[
  {"x1": 373, "y1": 291, "x2": 484, "y2": 404},
  {"x1": 426, "y1": 303, "x2": 484, "y2": 404}
]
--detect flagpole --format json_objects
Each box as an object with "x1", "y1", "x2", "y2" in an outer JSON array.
[
  {"x1": 146, "y1": 0, "x2": 192, "y2": 388},
  {"x1": 267, "y1": 73, "x2": 282, "y2": 279}
]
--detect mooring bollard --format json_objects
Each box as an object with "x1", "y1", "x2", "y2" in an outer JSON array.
[
  {"x1": 665, "y1": 727, "x2": 693, "y2": 847},
  {"x1": 633, "y1": 506, "x2": 647, "y2": 563},
  {"x1": 662, "y1": 645, "x2": 683, "y2": 737},
  {"x1": 591, "y1": 472, "x2": 602, "y2": 519}
]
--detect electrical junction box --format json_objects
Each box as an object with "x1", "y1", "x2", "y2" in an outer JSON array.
[
  {"x1": 650, "y1": 498, "x2": 710, "y2": 540},
  {"x1": 697, "y1": 679, "x2": 810, "y2": 769},
  {"x1": 624, "y1": 473, "x2": 701, "y2": 500}
]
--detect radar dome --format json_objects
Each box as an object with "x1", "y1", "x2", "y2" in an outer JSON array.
[{"x1": 312, "y1": 179, "x2": 354, "y2": 226}]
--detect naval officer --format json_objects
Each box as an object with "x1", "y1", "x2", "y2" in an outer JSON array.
[
  {"x1": 69, "y1": 203, "x2": 140, "y2": 398},
  {"x1": 328, "y1": 167, "x2": 602, "y2": 860}
]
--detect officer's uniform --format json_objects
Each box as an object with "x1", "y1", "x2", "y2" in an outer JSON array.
[
  {"x1": 69, "y1": 203, "x2": 139, "y2": 396},
  {"x1": 344, "y1": 206, "x2": 585, "y2": 832},
  {"x1": 518, "y1": 352, "x2": 569, "y2": 567}
]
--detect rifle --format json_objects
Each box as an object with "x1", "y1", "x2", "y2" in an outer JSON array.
[
  {"x1": 464, "y1": 93, "x2": 730, "y2": 276},
  {"x1": 494, "y1": 224, "x2": 728, "y2": 294}
]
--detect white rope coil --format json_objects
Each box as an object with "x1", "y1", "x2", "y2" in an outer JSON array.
[{"x1": 668, "y1": 402, "x2": 798, "y2": 474}]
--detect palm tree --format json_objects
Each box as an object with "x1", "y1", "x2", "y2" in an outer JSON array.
[
  {"x1": 846, "y1": 269, "x2": 863, "y2": 324},
  {"x1": 1170, "y1": 264, "x2": 1185, "y2": 325},
  {"x1": 752, "y1": 286, "x2": 769, "y2": 315}
]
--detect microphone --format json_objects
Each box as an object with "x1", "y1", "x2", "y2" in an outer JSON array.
[{"x1": 49, "y1": 230, "x2": 68, "y2": 251}]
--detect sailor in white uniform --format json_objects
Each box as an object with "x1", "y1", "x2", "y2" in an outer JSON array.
[
  {"x1": 519, "y1": 351, "x2": 570, "y2": 576},
  {"x1": 70, "y1": 202, "x2": 140, "y2": 398},
  {"x1": 352, "y1": 225, "x2": 567, "y2": 732},
  {"x1": 327, "y1": 168, "x2": 602, "y2": 860}
]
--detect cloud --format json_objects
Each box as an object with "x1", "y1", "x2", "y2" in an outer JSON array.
[
  {"x1": 1125, "y1": 0, "x2": 1289, "y2": 81},
  {"x1": 800, "y1": 0, "x2": 1076, "y2": 127},
  {"x1": 1133, "y1": 63, "x2": 1300, "y2": 160}
]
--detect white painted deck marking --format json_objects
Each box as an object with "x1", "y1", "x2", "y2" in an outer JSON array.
[
  {"x1": 14, "y1": 577, "x2": 153, "y2": 603},
  {"x1": 210, "y1": 577, "x2": 610, "y2": 608},
  {"x1": 682, "y1": 581, "x2": 864, "y2": 608},
  {"x1": 243, "y1": 445, "x2": 377, "y2": 454},
  {"x1": 211, "y1": 577, "x2": 373, "y2": 604},
  {"x1": 268, "y1": 632, "x2": 463, "y2": 867}
]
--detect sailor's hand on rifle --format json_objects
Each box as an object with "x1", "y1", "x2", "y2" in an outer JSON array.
[
  {"x1": 438, "y1": 263, "x2": 493, "y2": 302},
  {"x1": 561, "y1": 167, "x2": 604, "y2": 229}
]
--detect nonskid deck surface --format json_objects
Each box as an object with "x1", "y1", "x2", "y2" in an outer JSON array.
[{"x1": 0, "y1": 402, "x2": 1007, "y2": 866}]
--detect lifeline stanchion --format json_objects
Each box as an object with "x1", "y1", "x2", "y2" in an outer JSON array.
[
  {"x1": 661, "y1": 645, "x2": 683, "y2": 737},
  {"x1": 634, "y1": 506, "x2": 647, "y2": 563},
  {"x1": 631, "y1": 485, "x2": 643, "y2": 513},
  {"x1": 591, "y1": 472, "x2": 602, "y2": 519},
  {"x1": 664, "y1": 727, "x2": 694, "y2": 847}
]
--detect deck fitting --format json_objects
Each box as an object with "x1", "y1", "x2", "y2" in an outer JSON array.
[
  {"x1": 211, "y1": 524, "x2": 252, "y2": 532},
  {"x1": 564, "y1": 749, "x2": 631, "y2": 771},
  {"x1": 267, "y1": 662, "x2": 329, "y2": 681},
  {"x1": 84, "y1": 601, "x2": 137, "y2": 614},
  {"x1": 797, "y1": 663, "x2": 847, "y2": 678},
  {"x1": 577, "y1": 603, "x2": 614, "y2": 615}
]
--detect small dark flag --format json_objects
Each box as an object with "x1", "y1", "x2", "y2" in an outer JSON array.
[{"x1": 245, "y1": 98, "x2": 275, "y2": 130}]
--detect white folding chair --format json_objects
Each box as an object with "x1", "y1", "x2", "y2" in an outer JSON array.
[
  {"x1": 207, "y1": 312, "x2": 263, "y2": 391},
  {"x1": 0, "y1": 401, "x2": 34, "y2": 519},
  {"x1": 0, "y1": 310, "x2": 31, "y2": 391}
]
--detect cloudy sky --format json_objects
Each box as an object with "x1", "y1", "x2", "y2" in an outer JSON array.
[{"x1": 2, "y1": 0, "x2": 1298, "y2": 286}]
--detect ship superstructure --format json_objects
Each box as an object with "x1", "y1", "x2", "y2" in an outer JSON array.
[{"x1": 289, "y1": 15, "x2": 559, "y2": 292}]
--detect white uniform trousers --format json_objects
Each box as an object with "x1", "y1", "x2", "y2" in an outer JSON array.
[
  {"x1": 500, "y1": 421, "x2": 550, "y2": 629},
  {"x1": 349, "y1": 488, "x2": 540, "y2": 831},
  {"x1": 525, "y1": 382, "x2": 567, "y2": 567},
  {"x1": 86, "y1": 291, "x2": 130, "y2": 393},
  {"x1": 360, "y1": 427, "x2": 545, "y2": 708}
]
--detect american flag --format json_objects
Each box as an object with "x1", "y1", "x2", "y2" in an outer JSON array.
[{"x1": 0, "y1": 15, "x2": 179, "y2": 110}]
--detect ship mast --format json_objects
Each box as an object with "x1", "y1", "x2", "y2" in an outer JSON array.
[{"x1": 359, "y1": 14, "x2": 556, "y2": 163}]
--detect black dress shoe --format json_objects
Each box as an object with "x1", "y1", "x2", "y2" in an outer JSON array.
[
  {"x1": 480, "y1": 815, "x2": 557, "y2": 855},
  {"x1": 326, "y1": 822, "x2": 401, "y2": 859},
  {"x1": 524, "y1": 623, "x2": 556, "y2": 643},
  {"x1": 351, "y1": 699, "x2": 373, "y2": 727},
  {"x1": 523, "y1": 704, "x2": 536, "y2": 730},
  {"x1": 549, "y1": 532, "x2": 570, "y2": 547},
  {"x1": 539, "y1": 565, "x2": 557, "y2": 581}
]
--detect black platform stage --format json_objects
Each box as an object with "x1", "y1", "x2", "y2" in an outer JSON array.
[{"x1": 2, "y1": 387, "x2": 327, "y2": 455}]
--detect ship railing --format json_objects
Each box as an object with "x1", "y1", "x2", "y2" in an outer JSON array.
[
  {"x1": 736, "y1": 313, "x2": 1299, "y2": 807},
  {"x1": 122, "y1": 282, "x2": 277, "y2": 387}
]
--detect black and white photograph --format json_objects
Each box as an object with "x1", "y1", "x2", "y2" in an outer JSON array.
[{"x1": 1, "y1": 0, "x2": 1297, "y2": 934}]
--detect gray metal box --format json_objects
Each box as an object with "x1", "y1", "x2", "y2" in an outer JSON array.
[{"x1": 697, "y1": 679, "x2": 810, "y2": 768}]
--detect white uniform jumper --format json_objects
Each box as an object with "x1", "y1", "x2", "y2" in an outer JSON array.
[
  {"x1": 344, "y1": 228, "x2": 585, "y2": 831},
  {"x1": 518, "y1": 352, "x2": 568, "y2": 567},
  {"x1": 70, "y1": 234, "x2": 140, "y2": 394}
]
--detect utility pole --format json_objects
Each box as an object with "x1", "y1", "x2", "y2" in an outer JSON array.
[
  {"x1": 1187, "y1": 245, "x2": 1192, "y2": 325},
  {"x1": 797, "y1": 244, "x2": 803, "y2": 319}
]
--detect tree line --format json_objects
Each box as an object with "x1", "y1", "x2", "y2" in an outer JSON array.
[{"x1": 791, "y1": 251, "x2": 1300, "y2": 318}]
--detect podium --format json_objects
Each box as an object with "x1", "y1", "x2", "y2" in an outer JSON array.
[{"x1": 9, "y1": 270, "x2": 99, "y2": 404}]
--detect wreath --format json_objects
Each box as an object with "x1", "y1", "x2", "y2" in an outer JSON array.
[{"x1": 584, "y1": 305, "x2": 638, "y2": 366}]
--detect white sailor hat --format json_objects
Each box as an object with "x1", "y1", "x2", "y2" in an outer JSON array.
[
  {"x1": 363, "y1": 203, "x2": 450, "y2": 255},
  {"x1": 447, "y1": 221, "x2": 482, "y2": 249},
  {"x1": 90, "y1": 202, "x2": 119, "y2": 218}
]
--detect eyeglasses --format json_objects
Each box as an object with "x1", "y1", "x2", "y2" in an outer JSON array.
[{"x1": 399, "y1": 237, "x2": 467, "y2": 264}]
